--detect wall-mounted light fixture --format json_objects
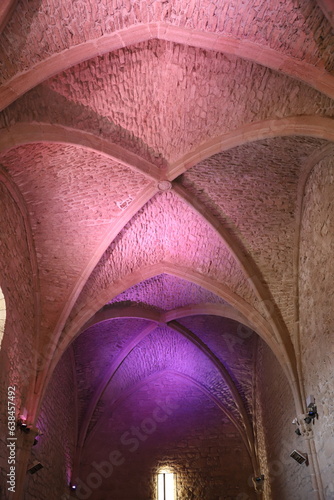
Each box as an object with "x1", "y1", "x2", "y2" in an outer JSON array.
[
  {"x1": 17, "y1": 417, "x2": 30, "y2": 433},
  {"x1": 290, "y1": 450, "x2": 308, "y2": 466},
  {"x1": 292, "y1": 417, "x2": 302, "y2": 435},
  {"x1": 27, "y1": 461, "x2": 44, "y2": 475},
  {"x1": 292, "y1": 395, "x2": 318, "y2": 437},
  {"x1": 17, "y1": 408, "x2": 31, "y2": 433},
  {"x1": 304, "y1": 395, "x2": 318, "y2": 424}
]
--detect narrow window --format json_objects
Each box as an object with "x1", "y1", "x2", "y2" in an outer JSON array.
[
  {"x1": 0, "y1": 287, "x2": 6, "y2": 350},
  {"x1": 157, "y1": 472, "x2": 175, "y2": 500}
]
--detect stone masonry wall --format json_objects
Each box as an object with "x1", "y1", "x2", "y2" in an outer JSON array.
[
  {"x1": 0, "y1": 181, "x2": 36, "y2": 499},
  {"x1": 66, "y1": 190, "x2": 260, "y2": 338},
  {"x1": 256, "y1": 339, "x2": 314, "y2": 500},
  {"x1": 1, "y1": 0, "x2": 333, "y2": 85},
  {"x1": 0, "y1": 143, "x2": 150, "y2": 344},
  {"x1": 79, "y1": 373, "x2": 256, "y2": 500},
  {"x1": 24, "y1": 347, "x2": 77, "y2": 500},
  {"x1": 299, "y1": 157, "x2": 334, "y2": 498}
]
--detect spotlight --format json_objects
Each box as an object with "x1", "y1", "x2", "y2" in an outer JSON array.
[
  {"x1": 70, "y1": 483, "x2": 77, "y2": 490},
  {"x1": 304, "y1": 404, "x2": 318, "y2": 424},
  {"x1": 305, "y1": 395, "x2": 318, "y2": 423},
  {"x1": 306, "y1": 394, "x2": 315, "y2": 408},
  {"x1": 17, "y1": 418, "x2": 30, "y2": 433},
  {"x1": 27, "y1": 461, "x2": 43, "y2": 475}
]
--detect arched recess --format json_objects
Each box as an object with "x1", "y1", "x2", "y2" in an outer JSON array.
[
  {"x1": 2, "y1": 115, "x2": 333, "y2": 373},
  {"x1": 293, "y1": 142, "x2": 334, "y2": 390},
  {"x1": 0, "y1": 167, "x2": 40, "y2": 397},
  {"x1": 1, "y1": 23, "x2": 334, "y2": 110},
  {"x1": 83, "y1": 368, "x2": 255, "y2": 468},
  {"x1": 70, "y1": 301, "x2": 257, "y2": 458},
  {"x1": 36, "y1": 263, "x2": 300, "y2": 430},
  {"x1": 73, "y1": 312, "x2": 254, "y2": 458},
  {"x1": 19, "y1": 120, "x2": 329, "y2": 422}
]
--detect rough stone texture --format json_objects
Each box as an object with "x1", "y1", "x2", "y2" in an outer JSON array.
[
  {"x1": 0, "y1": 0, "x2": 333, "y2": 85},
  {"x1": 43, "y1": 40, "x2": 334, "y2": 162},
  {"x1": 24, "y1": 348, "x2": 77, "y2": 500},
  {"x1": 111, "y1": 325, "x2": 235, "y2": 405},
  {"x1": 0, "y1": 181, "x2": 36, "y2": 498},
  {"x1": 1, "y1": 50, "x2": 334, "y2": 168},
  {"x1": 299, "y1": 157, "x2": 334, "y2": 498},
  {"x1": 257, "y1": 339, "x2": 315, "y2": 500},
  {"x1": 80, "y1": 373, "x2": 256, "y2": 500},
  {"x1": 67, "y1": 190, "x2": 261, "y2": 334},
  {"x1": 0, "y1": 143, "x2": 150, "y2": 343},
  {"x1": 180, "y1": 136, "x2": 328, "y2": 337},
  {"x1": 109, "y1": 272, "x2": 228, "y2": 309},
  {"x1": 73, "y1": 317, "x2": 153, "y2": 431},
  {"x1": 0, "y1": 1, "x2": 333, "y2": 499},
  {"x1": 87, "y1": 324, "x2": 242, "y2": 438},
  {"x1": 178, "y1": 315, "x2": 256, "y2": 420},
  {"x1": 253, "y1": 339, "x2": 272, "y2": 500},
  {"x1": 0, "y1": 84, "x2": 168, "y2": 167}
]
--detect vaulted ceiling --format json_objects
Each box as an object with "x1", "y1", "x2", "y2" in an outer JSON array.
[{"x1": 1, "y1": 0, "x2": 334, "y2": 495}]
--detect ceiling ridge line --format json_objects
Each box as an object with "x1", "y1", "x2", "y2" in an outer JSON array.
[
  {"x1": 166, "y1": 116, "x2": 334, "y2": 180},
  {"x1": 31, "y1": 183, "x2": 159, "y2": 424},
  {"x1": 0, "y1": 121, "x2": 162, "y2": 182},
  {"x1": 172, "y1": 182, "x2": 303, "y2": 412},
  {"x1": 167, "y1": 319, "x2": 255, "y2": 455},
  {"x1": 77, "y1": 322, "x2": 159, "y2": 451},
  {"x1": 2, "y1": 22, "x2": 334, "y2": 111}
]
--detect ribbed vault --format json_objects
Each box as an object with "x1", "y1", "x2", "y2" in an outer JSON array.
[{"x1": 0, "y1": 2, "x2": 333, "y2": 499}]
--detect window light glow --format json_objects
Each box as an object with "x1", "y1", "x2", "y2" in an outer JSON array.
[
  {"x1": 0, "y1": 287, "x2": 6, "y2": 350},
  {"x1": 157, "y1": 472, "x2": 175, "y2": 500}
]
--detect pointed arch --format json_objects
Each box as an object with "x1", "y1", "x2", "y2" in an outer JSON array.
[
  {"x1": 0, "y1": 122, "x2": 160, "y2": 181},
  {"x1": 1, "y1": 23, "x2": 334, "y2": 110},
  {"x1": 37, "y1": 262, "x2": 298, "y2": 423},
  {"x1": 84, "y1": 368, "x2": 254, "y2": 463},
  {"x1": 167, "y1": 116, "x2": 334, "y2": 179}
]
